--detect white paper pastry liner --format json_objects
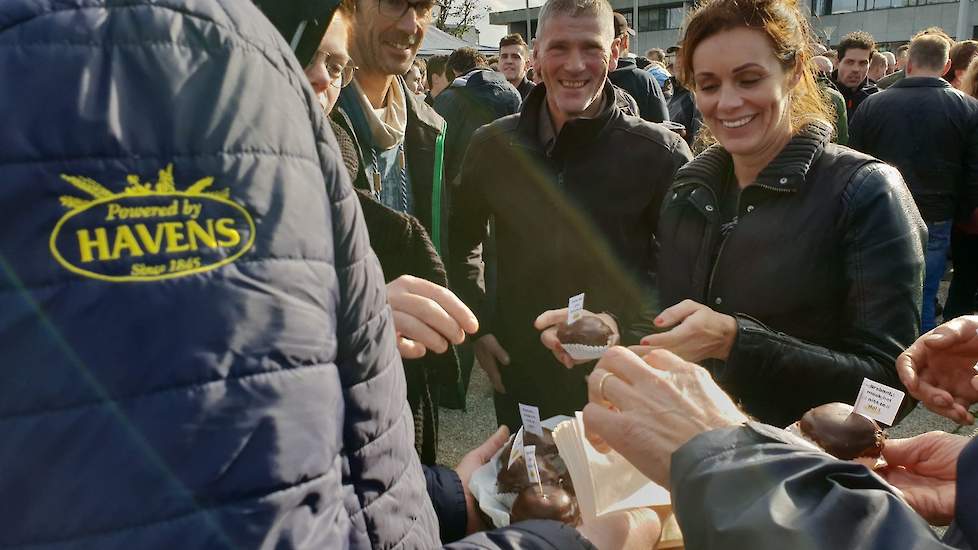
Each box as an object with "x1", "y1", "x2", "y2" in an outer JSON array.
[
  {"x1": 562, "y1": 343, "x2": 610, "y2": 361},
  {"x1": 469, "y1": 440, "x2": 519, "y2": 527}
]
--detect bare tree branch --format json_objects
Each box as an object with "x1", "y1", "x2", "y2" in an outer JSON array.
[{"x1": 434, "y1": 0, "x2": 490, "y2": 38}]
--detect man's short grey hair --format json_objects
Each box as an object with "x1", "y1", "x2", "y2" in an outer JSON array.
[
  {"x1": 882, "y1": 51, "x2": 895, "y2": 66},
  {"x1": 536, "y1": 0, "x2": 615, "y2": 42}
]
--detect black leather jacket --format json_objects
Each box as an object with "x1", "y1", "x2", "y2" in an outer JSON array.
[
  {"x1": 849, "y1": 76, "x2": 978, "y2": 222},
  {"x1": 657, "y1": 122, "x2": 926, "y2": 427}
]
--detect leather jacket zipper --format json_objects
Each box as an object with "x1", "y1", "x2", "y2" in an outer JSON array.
[
  {"x1": 705, "y1": 181, "x2": 792, "y2": 301},
  {"x1": 706, "y1": 187, "x2": 733, "y2": 304},
  {"x1": 752, "y1": 183, "x2": 794, "y2": 194},
  {"x1": 707, "y1": 237, "x2": 729, "y2": 302}
]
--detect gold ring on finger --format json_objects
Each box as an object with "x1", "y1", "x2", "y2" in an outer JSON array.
[{"x1": 598, "y1": 371, "x2": 617, "y2": 402}]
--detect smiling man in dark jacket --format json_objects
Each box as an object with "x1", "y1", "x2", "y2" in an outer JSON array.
[
  {"x1": 449, "y1": 0, "x2": 691, "y2": 428},
  {"x1": 850, "y1": 31, "x2": 978, "y2": 332}
]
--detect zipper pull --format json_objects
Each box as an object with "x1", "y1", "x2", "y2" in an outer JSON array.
[{"x1": 373, "y1": 170, "x2": 383, "y2": 195}]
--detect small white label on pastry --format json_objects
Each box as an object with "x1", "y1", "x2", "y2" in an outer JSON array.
[{"x1": 854, "y1": 378, "x2": 904, "y2": 426}]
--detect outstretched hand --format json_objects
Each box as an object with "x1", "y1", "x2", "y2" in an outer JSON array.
[
  {"x1": 455, "y1": 426, "x2": 510, "y2": 534},
  {"x1": 639, "y1": 300, "x2": 737, "y2": 362},
  {"x1": 880, "y1": 431, "x2": 969, "y2": 525},
  {"x1": 896, "y1": 315, "x2": 978, "y2": 424},
  {"x1": 387, "y1": 275, "x2": 479, "y2": 359}
]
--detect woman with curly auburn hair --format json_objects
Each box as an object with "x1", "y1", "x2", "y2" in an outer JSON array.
[{"x1": 645, "y1": 0, "x2": 927, "y2": 427}]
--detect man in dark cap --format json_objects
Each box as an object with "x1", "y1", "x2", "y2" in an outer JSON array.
[{"x1": 608, "y1": 12, "x2": 669, "y2": 123}]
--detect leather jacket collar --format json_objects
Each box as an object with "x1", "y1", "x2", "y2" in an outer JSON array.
[
  {"x1": 515, "y1": 79, "x2": 621, "y2": 159},
  {"x1": 673, "y1": 121, "x2": 834, "y2": 192}
]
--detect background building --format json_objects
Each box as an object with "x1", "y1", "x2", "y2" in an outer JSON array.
[{"x1": 489, "y1": 0, "x2": 978, "y2": 53}]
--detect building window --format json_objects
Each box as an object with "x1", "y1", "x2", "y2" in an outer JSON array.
[
  {"x1": 507, "y1": 20, "x2": 538, "y2": 39},
  {"x1": 636, "y1": 4, "x2": 684, "y2": 31},
  {"x1": 829, "y1": 0, "x2": 954, "y2": 13}
]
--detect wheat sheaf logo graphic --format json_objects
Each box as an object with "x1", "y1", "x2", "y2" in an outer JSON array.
[
  {"x1": 50, "y1": 163, "x2": 256, "y2": 283},
  {"x1": 58, "y1": 163, "x2": 228, "y2": 210}
]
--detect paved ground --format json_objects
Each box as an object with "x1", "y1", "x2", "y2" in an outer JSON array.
[{"x1": 438, "y1": 365, "x2": 498, "y2": 467}]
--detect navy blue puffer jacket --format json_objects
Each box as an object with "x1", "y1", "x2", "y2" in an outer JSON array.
[{"x1": 0, "y1": 1, "x2": 438, "y2": 547}]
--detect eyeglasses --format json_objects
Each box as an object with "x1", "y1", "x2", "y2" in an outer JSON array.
[
  {"x1": 308, "y1": 50, "x2": 358, "y2": 88},
  {"x1": 377, "y1": 0, "x2": 436, "y2": 20}
]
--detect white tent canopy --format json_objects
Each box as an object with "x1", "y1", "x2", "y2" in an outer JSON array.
[{"x1": 418, "y1": 25, "x2": 496, "y2": 57}]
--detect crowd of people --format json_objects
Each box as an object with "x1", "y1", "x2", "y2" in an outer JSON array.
[{"x1": 2, "y1": 0, "x2": 978, "y2": 548}]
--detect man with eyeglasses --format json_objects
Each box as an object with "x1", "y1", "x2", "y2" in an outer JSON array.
[
  {"x1": 332, "y1": 0, "x2": 449, "y2": 257},
  {"x1": 305, "y1": 0, "x2": 478, "y2": 468}
]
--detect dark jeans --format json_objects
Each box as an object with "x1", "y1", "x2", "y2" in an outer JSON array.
[
  {"x1": 946, "y1": 228, "x2": 978, "y2": 319},
  {"x1": 922, "y1": 220, "x2": 953, "y2": 332}
]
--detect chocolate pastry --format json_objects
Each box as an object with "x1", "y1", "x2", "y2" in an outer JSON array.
[
  {"x1": 497, "y1": 451, "x2": 569, "y2": 494},
  {"x1": 556, "y1": 316, "x2": 614, "y2": 347},
  {"x1": 524, "y1": 429, "x2": 557, "y2": 454},
  {"x1": 510, "y1": 484, "x2": 579, "y2": 525},
  {"x1": 799, "y1": 402, "x2": 885, "y2": 460}
]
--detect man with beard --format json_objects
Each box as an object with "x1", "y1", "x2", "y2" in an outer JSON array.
[
  {"x1": 332, "y1": 0, "x2": 450, "y2": 256},
  {"x1": 499, "y1": 33, "x2": 535, "y2": 100},
  {"x1": 305, "y1": 3, "x2": 477, "y2": 466},
  {"x1": 832, "y1": 31, "x2": 880, "y2": 119},
  {"x1": 449, "y1": 0, "x2": 691, "y2": 428}
]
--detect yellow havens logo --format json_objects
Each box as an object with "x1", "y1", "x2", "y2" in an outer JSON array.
[{"x1": 50, "y1": 164, "x2": 256, "y2": 282}]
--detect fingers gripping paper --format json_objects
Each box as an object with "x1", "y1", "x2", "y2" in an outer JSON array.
[{"x1": 553, "y1": 412, "x2": 671, "y2": 521}]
